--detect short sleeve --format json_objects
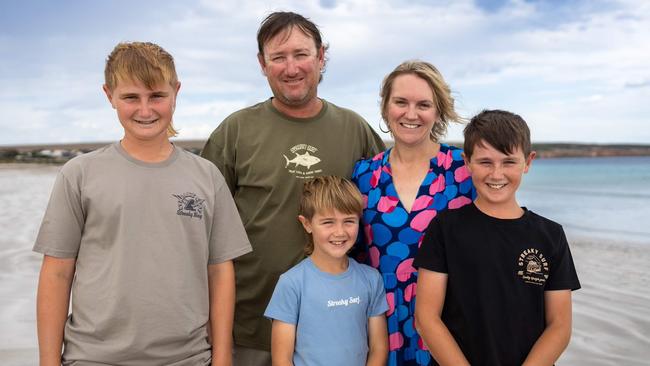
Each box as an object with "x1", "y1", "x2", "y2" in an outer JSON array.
[
  {"x1": 33, "y1": 168, "x2": 84, "y2": 258},
  {"x1": 413, "y1": 217, "x2": 448, "y2": 273},
  {"x1": 264, "y1": 274, "x2": 301, "y2": 324},
  {"x1": 362, "y1": 122, "x2": 386, "y2": 159},
  {"x1": 545, "y1": 228, "x2": 581, "y2": 291},
  {"x1": 207, "y1": 171, "x2": 252, "y2": 264},
  {"x1": 368, "y1": 271, "x2": 389, "y2": 317},
  {"x1": 200, "y1": 119, "x2": 237, "y2": 194}
]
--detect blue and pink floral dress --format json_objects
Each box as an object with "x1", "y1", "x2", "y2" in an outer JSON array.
[{"x1": 351, "y1": 144, "x2": 475, "y2": 366}]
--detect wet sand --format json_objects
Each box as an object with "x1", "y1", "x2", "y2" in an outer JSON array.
[{"x1": 1, "y1": 164, "x2": 649, "y2": 365}]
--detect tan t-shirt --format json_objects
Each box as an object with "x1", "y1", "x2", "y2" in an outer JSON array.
[
  {"x1": 201, "y1": 99, "x2": 385, "y2": 350},
  {"x1": 34, "y1": 143, "x2": 252, "y2": 365}
]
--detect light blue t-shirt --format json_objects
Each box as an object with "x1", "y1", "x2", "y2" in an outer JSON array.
[{"x1": 264, "y1": 257, "x2": 388, "y2": 366}]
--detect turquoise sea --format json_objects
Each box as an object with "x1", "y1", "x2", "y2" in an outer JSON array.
[
  {"x1": 1, "y1": 157, "x2": 649, "y2": 365},
  {"x1": 518, "y1": 156, "x2": 650, "y2": 245}
]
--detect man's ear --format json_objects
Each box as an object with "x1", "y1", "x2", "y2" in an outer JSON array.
[
  {"x1": 317, "y1": 46, "x2": 325, "y2": 69},
  {"x1": 298, "y1": 215, "x2": 312, "y2": 234},
  {"x1": 257, "y1": 53, "x2": 268, "y2": 77},
  {"x1": 102, "y1": 84, "x2": 115, "y2": 108}
]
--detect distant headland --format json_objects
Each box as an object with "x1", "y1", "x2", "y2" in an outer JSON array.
[{"x1": 1, "y1": 140, "x2": 649, "y2": 164}]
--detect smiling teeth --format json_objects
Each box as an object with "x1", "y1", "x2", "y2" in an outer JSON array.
[
  {"x1": 487, "y1": 183, "x2": 506, "y2": 189},
  {"x1": 401, "y1": 123, "x2": 419, "y2": 129}
]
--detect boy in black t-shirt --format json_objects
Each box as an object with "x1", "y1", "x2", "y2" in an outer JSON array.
[{"x1": 413, "y1": 110, "x2": 580, "y2": 366}]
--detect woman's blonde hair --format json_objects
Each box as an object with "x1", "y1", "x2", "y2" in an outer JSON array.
[{"x1": 380, "y1": 60, "x2": 461, "y2": 142}]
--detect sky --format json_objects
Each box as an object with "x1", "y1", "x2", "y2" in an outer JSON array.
[{"x1": 1, "y1": 0, "x2": 649, "y2": 146}]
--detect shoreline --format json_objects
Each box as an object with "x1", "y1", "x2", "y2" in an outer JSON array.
[
  {"x1": 0, "y1": 164, "x2": 648, "y2": 365},
  {"x1": 2, "y1": 141, "x2": 650, "y2": 164},
  {"x1": 1, "y1": 236, "x2": 648, "y2": 365}
]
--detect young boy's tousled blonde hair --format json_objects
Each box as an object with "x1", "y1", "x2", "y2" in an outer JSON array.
[
  {"x1": 299, "y1": 176, "x2": 363, "y2": 255},
  {"x1": 104, "y1": 42, "x2": 179, "y2": 137}
]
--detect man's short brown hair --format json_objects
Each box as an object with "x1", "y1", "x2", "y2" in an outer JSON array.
[{"x1": 257, "y1": 11, "x2": 329, "y2": 82}]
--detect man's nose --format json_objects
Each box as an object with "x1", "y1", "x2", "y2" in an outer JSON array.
[{"x1": 285, "y1": 57, "x2": 299, "y2": 76}]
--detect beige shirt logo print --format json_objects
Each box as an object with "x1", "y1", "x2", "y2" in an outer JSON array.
[
  {"x1": 516, "y1": 248, "x2": 549, "y2": 286},
  {"x1": 283, "y1": 144, "x2": 323, "y2": 179}
]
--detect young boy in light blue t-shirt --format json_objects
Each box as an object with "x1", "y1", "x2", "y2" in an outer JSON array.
[{"x1": 264, "y1": 176, "x2": 389, "y2": 366}]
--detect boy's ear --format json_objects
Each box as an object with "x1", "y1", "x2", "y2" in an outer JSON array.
[
  {"x1": 462, "y1": 152, "x2": 472, "y2": 173},
  {"x1": 523, "y1": 151, "x2": 536, "y2": 173},
  {"x1": 102, "y1": 84, "x2": 115, "y2": 108},
  {"x1": 297, "y1": 215, "x2": 312, "y2": 234},
  {"x1": 172, "y1": 82, "x2": 181, "y2": 112}
]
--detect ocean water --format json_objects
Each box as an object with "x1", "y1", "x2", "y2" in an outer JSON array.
[
  {"x1": 518, "y1": 156, "x2": 650, "y2": 245},
  {"x1": 1, "y1": 157, "x2": 649, "y2": 364},
  {"x1": 0, "y1": 164, "x2": 59, "y2": 364}
]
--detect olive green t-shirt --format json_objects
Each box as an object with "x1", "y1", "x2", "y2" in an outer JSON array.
[{"x1": 201, "y1": 99, "x2": 385, "y2": 350}]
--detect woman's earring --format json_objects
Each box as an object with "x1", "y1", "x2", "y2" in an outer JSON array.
[{"x1": 379, "y1": 119, "x2": 391, "y2": 134}]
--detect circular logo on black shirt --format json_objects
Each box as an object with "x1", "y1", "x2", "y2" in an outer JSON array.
[{"x1": 516, "y1": 248, "x2": 549, "y2": 286}]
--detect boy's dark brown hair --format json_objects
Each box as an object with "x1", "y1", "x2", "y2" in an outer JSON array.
[
  {"x1": 299, "y1": 176, "x2": 363, "y2": 255},
  {"x1": 463, "y1": 109, "x2": 532, "y2": 159}
]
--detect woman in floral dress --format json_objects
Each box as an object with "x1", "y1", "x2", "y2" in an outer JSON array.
[{"x1": 352, "y1": 60, "x2": 475, "y2": 366}]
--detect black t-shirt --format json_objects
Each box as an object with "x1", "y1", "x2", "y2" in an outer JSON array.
[{"x1": 413, "y1": 203, "x2": 580, "y2": 366}]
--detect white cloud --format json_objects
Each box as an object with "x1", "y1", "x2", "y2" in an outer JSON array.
[{"x1": 1, "y1": 0, "x2": 649, "y2": 145}]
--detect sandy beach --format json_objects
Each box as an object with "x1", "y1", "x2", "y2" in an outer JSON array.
[
  {"x1": 1, "y1": 164, "x2": 649, "y2": 365},
  {"x1": 557, "y1": 235, "x2": 650, "y2": 365}
]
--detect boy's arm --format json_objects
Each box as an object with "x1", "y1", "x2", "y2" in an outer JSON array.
[
  {"x1": 522, "y1": 290, "x2": 573, "y2": 366},
  {"x1": 271, "y1": 320, "x2": 296, "y2": 366},
  {"x1": 37, "y1": 255, "x2": 76, "y2": 366},
  {"x1": 366, "y1": 314, "x2": 388, "y2": 366},
  {"x1": 208, "y1": 260, "x2": 236, "y2": 366},
  {"x1": 414, "y1": 268, "x2": 470, "y2": 366}
]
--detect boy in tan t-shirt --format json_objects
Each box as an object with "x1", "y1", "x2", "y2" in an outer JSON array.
[{"x1": 34, "y1": 42, "x2": 251, "y2": 365}]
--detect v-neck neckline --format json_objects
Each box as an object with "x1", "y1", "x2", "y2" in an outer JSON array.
[{"x1": 382, "y1": 145, "x2": 445, "y2": 215}]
